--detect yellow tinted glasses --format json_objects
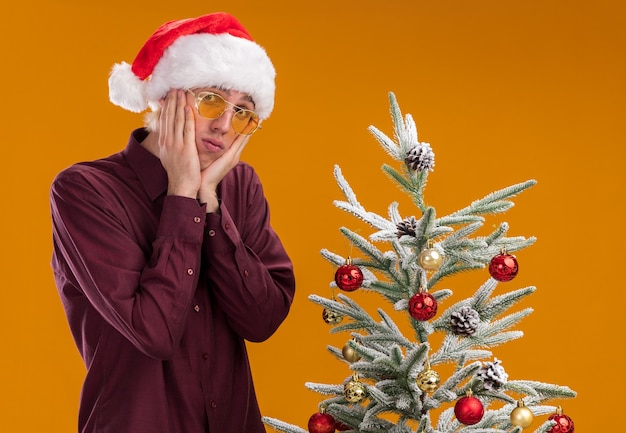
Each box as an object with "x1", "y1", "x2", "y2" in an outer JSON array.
[{"x1": 188, "y1": 90, "x2": 260, "y2": 136}]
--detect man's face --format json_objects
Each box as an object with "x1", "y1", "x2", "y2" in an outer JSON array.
[{"x1": 186, "y1": 87, "x2": 257, "y2": 169}]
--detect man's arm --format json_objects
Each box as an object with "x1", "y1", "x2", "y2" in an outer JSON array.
[
  {"x1": 202, "y1": 165, "x2": 296, "y2": 342},
  {"x1": 51, "y1": 170, "x2": 204, "y2": 359}
]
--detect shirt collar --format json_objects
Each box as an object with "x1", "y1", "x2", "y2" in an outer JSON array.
[{"x1": 123, "y1": 128, "x2": 168, "y2": 201}]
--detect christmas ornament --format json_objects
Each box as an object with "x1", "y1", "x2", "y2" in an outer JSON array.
[
  {"x1": 547, "y1": 406, "x2": 575, "y2": 433},
  {"x1": 322, "y1": 308, "x2": 344, "y2": 325},
  {"x1": 307, "y1": 409, "x2": 336, "y2": 433},
  {"x1": 416, "y1": 360, "x2": 440, "y2": 392},
  {"x1": 335, "y1": 422, "x2": 351, "y2": 431},
  {"x1": 334, "y1": 258, "x2": 364, "y2": 292},
  {"x1": 489, "y1": 250, "x2": 519, "y2": 282},
  {"x1": 510, "y1": 400, "x2": 534, "y2": 428},
  {"x1": 450, "y1": 306, "x2": 480, "y2": 336},
  {"x1": 405, "y1": 142, "x2": 435, "y2": 172},
  {"x1": 418, "y1": 242, "x2": 444, "y2": 271},
  {"x1": 342, "y1": 339, "x2": 361, "y2": 363},
  {"x1": 454, "y1": 390, "x2": 484, "y2": 425},
  {"x1": 408, "y1": 291, "x2": 438, "y2": 321},
  {"x1": 343, "y1": 373, "x2": 367, "y2": 403},
  {"x1": 477, "y1": 358, "x2": 508, "y2": 391},
  {"x1": 396, "y1": 216, "x2": 419, "y2": 238}
]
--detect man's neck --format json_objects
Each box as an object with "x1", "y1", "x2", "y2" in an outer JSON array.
[{"x1": 141, "y1": 130, "x2": 160, "y2": 160}]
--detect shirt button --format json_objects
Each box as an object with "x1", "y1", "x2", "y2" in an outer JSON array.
[
  {"x1": 208, "y1": 229, "x2": 216, "y2": 237},
  {"x1": 202, "y1": 352, "x2": 209, "y2": 360},
  {"x1": 243, "y1": 270, "x2": 249, "y2": 277},
  {"x1": 211, "y1": 401, "x2": 217, "y2": 408},
  {"x1": 193, "y1": 216, "x2": 202, "y2": 223},
  {"x1": 193, "y1": 305, "x2": 200, "y2": 312},
  {"x1": 187, "y1": 268, "x2": 194, "y2": 275},
  {"x1": 224, "y1": 223, "x2": 231, "y2": 230}
]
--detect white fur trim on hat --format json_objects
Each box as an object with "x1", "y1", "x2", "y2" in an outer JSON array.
[
  {"x1": 108, "y1": 62, "x2": 149, "y2": 113},
  {"x1": 145, "y1": 33, "x2": 275, "y2": 119}
]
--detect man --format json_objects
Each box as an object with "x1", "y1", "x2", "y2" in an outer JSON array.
[{"x1": 50, "y1": 12, "x2": 295, "y2": 433}]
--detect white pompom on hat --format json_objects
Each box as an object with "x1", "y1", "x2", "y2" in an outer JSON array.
[{"x1": 108, "y1": 12, "x2": 276, "y2": 120}]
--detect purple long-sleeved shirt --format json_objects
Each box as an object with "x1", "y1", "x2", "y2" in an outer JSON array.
[{"x1": 50, "y1": 128, "x2": 295, "y2": 433}]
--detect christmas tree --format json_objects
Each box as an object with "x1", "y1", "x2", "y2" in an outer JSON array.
[{"x1": 263, "y1": 93, "x2": 576, "y2": 433}]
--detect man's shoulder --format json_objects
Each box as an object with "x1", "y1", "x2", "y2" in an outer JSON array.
[
  {"x1": 52, "y1": 151, "x2": 130, "y2": 192},
  {"x1": 231, "y1": 160, "x2": 258, "y2": 179},
  {"x1": 223, "y1": 161, "x2": 262, "y2": 187}
]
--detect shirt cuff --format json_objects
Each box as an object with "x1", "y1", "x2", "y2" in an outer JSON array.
[
  {"x1": 203, "y1": 204, "x2": 238, "y2": 254},
  {"x1": 157, "y1": 195, "x2": 206, "y2": 242}
]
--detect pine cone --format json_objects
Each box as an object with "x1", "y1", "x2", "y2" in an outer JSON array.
[
  {"x1": 450, "y1": 306, "x2": 480, "y2": 336},
  {"x1": 477, "y1": 358, "x2": 508, "y2": 391},
  {"x1": 404, "y1": 143, "x2": 435, "y2": 172},
  {"x1": 396, "y1": 216, "x2": 419, "y2": 238}
]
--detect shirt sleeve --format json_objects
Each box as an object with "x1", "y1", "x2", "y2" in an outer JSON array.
[
  {"x1": 202, "y1": 165, "x2": 296, "y2": 342},
  {"x1": 50, "y1": 168, "x2": 205, "y2": 359}
]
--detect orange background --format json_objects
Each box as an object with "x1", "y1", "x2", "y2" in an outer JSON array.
[{"x1": 1, "y1": 0, "x2": 624, "y2": 431}]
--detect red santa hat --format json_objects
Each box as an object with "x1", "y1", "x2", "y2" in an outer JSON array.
[{"x1": 108, "y1": 12, "x2": 276, "y2": 120}]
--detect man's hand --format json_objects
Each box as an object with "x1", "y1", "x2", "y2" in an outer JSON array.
[
  {"x1": 198, "y1": 127, "x2": 250, "y2": 213},
  {"x1": 158, "y1": 90, "x2": 201, "y2": 199}
]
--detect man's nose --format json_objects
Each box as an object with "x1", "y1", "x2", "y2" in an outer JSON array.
[{"x1": 210, "y1": 109, "x2": 235, "y2": 133}]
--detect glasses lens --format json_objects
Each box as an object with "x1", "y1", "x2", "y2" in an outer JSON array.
[
  {"x1": 197, "y1": 93, "x2": 227, "y2": 119},
  {"x1": 232, "y1": 110, "x2": 260, "y2": 135},
  {"x1": 197, "y1": 92, "x2": 260, "y2": 136}
]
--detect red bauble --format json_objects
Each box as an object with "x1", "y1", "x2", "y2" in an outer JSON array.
[
  {"x1": 489, "y1": 252, "x2": 519, "y2": 282},
  {"x1": 454, "y1": 395, "x2": 484, "y2": 425},
  {"x1": 335, "y1": 421, "x2": 351, "y2": 431},
  {"x1": 408, "y1": 292, "x2": 438, "y2": 321},
  {"x1": 547, "y1": 412, "x2": 575, "y2": 433},
  {"x1": 335, "y1": 263, "x2": 364, "y2": 291},
  {"x1": 308, "y1": 412, "x2": 336, "y2": 433}
]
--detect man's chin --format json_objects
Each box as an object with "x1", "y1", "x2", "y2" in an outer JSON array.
[{"x1": 199, "y1": 159, "x2": 217, "y2": 171}]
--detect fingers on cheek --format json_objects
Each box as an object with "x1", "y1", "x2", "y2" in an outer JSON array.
[{"x1": 234, "y1": 136, "x2": 248, "y2": 150}]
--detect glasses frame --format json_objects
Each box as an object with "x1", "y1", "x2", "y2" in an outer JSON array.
[{"x1": 187, "y1": 89, "x2": 261, "y2": 136}]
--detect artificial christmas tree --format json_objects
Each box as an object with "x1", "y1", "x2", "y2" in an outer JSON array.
[{"x1": 263, "y1": 93, "x2": 575, "y2": 433}]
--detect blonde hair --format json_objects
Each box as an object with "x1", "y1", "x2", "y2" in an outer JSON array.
[{"x1": 144, "y1": 108, "x2": 160, "y2": 132}]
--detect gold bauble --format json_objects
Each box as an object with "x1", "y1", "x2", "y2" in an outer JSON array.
[
  {"x1": 342, "y1": 342, "x2": 361, "y2": 363},
  {"x1": 322, "y1": 308, "x2": 344, "y2": 325},
  {"x1": 416, "y1": 368, "x2": 440, "y2": 392},
  {"x1": 510, "y1": 400, "x2": 534, "y2": 428},
  {"x1": 343, "y1": 376, "x2": 367, "y2": 403},
  {"x1": 418, "y1": 247, "x2": 444, "y2": 271}
]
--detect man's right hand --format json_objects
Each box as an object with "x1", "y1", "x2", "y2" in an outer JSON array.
[{"x1": 158, "y1": 89, "x2": 201, "y2": 199}]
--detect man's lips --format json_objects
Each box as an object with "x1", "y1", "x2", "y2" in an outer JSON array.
[{"x1": 202, "y1": 138, "x2": 224, "y2": 151}]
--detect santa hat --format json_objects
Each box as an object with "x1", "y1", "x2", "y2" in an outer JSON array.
[{"x1": 108, "y1": 12, "x2": 276, "y2": 120}]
